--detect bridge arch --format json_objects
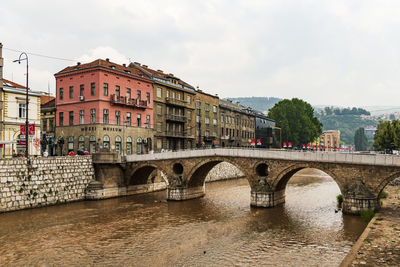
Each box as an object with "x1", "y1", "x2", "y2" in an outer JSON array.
[
  {"x1": 375, "y1": 171, "x2": 400, "y2": 197},
  {"x1": 273, "y1": 163, "x2": 344, "y2": 194},
  {"x1": 186, "y1": 157, "x2": 252, "y2": 188},
  {"x1": 128, "y1": 163, "x2": 169, "y2": 186}
]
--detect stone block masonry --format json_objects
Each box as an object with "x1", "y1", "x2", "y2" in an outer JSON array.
[{"x1": 0, "y1": 156, "x2": 94, "y2": 213}]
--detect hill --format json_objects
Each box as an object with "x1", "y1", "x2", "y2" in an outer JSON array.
[{"x1": 226, "y1": 97, "x2": 282, "y2": 113}]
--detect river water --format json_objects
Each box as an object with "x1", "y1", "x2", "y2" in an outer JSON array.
[{"x1": 0, "y1": 169, "x2": 366, "y2": 266}]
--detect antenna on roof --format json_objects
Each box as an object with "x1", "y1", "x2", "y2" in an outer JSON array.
[{"x1": 48, "y1": 81, "x2": 50, "y2": 95}]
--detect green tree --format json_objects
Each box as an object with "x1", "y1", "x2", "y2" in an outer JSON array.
[
  {"x1": 268, "y1": 98, "x2": 322, "y2": 147},
  {"x1": 354, "y1": 127, "x2": 368, "y2": 151},
  {"x1": 373, "y1": 120, "x2": 400, "y2": 151}
]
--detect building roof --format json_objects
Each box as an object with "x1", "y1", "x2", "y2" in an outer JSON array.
[
  {"x1": 3, "y1": 78, "x2": 27, "y2": 89},
  {"x1": 41, "y1": 98, "x2": 55, "y2": 109},
  {"x1": 40, "y1": 95, "x2": 55, "y2": 105},
  {"x1": 56, "y1": 59, "x2": 152, "y2": 80},
  {"x1": 128, "y1": 62, "x2": 195, "y2": 92}
]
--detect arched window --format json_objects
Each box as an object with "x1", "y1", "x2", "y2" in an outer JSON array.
[
  {"x1": 78, "y1": 136, "x2": 85, "y2": 151},
  {"x1": 115, "y1": 135, "x2": 122, "y2": 154},
  {"x1": 89, "y1": 135, "x2": 96, "y2": 154},
  {"x1": 103, "y1": 135, "x2": 110, "y2": 150},
  {"x1": 126, "y1": 136, "x2": 133, "y2": 155},
  {"x1": 136, "y1": 137, "x2": 142, "y2": 154},
  {"x1": 68, "y1": 136, "x2": 74, "y2": 152}
]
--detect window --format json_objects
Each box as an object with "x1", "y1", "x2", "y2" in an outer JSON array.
[
  {"x1": 59, "y1": 112, "x2": 64, "y2": 126},
  {"x1": 80, "y1": 110, "x2": 84, "y2": 124},
  {"x1": 103, "y1": 135, "x2": 110, "y2": 149},
  {"x1": 115, "y1": 86, "x2": 120, "y2": 97},
  {"x1": 69, "y1": 111, "x2": 74, "y2": 125},
  {"x1": 213, "y1": 119, "x2": 217, "y2": 125},
  {"x1": 18, "y1": 103, "x2": 26, "y2": 118},
  {"x1": 69, "y1": 86, "x2": 74, "y2": 99},
  {"x1": 146, "y1": 115, "x2": 150, "y2": 127},
  {"x1": 156, "y1": 87, "x2": 162, "y2": 98},
  {"x1": 157, "y1": 105, "x2": 162, "y2": 115},
  {"x1": 68, "y1": 136, "x2": 74, "y2": 152},
  {"x1": 126, "y1": 136, "x2": 133, "y2": 155},
  {"x1": 187, "y1": 95, "x2": 191, "y2": 104},
  {"x1": 172, "y1": 91, "x2": 176, "y2": 99},
  {"x1": 89, "y1": 135, "x2": 96, "y2": 154},
  {"x1": 78, "y1": 136, "x2": 85, "y2": 151},
  {"x1": 205, "y1": 130, "x2": 210, "y2": 137},
  {"x1": 205, "y1": 117, "x2": 210, "y2": 125},
  {"x1": 205, "y1": 104, "x2": 210, "y2": 111},
  {"x1": 221, "y1": 114, "x2": 224, "y2": 122},
  {"x1": 137, "y1": 90, "x2": 141, "y2": 100},
  {"x1": 103, "y1": 83, "x2": 109, "y2": 96},
  {"x1": 91, "y1": 82, "x2": 95, "y2": 96},
  {"x1": 115, "y1": 136, "x2": 122, "y2": 154},
  {"x1": 49, "y1": 119, "x2": 54, "y2": 131},
  {"x1": 157, "y1": 122, "x2": 162, "y2": 132},
  {"x1": 126, "y1": 112, "x2": 131, "y2": 126},
  {"x1": 90, "y1": 109, "x2": 96, "y2": 123},
  {"x1": 146, "y1": 92, "x2": 150, "y2": 103},
  {"x1": 59, "y1": 88, "x2": 64, "y2": 100},
  {"x1": 127, "y1": 88, "x2": 131, "y2": 99},
  {"x1": 187, "y1": 110, "x2": 192, "y2": 121},
  {"x1": 137, "y1": 114, "x2": 141, "y2": 127},
  {"x1": 115, "y1": 111, "x2": 120, "y2": 125},
  {"x1": 213, "y1": 131, "x2": 217, "y2": 137},
  {"x1": 136, "y1": 137, "x2": 142, "y2": 154},
  {"x1": 196, "y1": 115, "x2": 200, "y2": 123},
  {"x1": 196, "y1": 101, "x2": 201, "y2": 109},
  {"x1": 80, "y1": 84, "x2": 84, "y2": 96},
  {"x1": 103, "y1": 109, "x2": 109, "y2": 124},
  {"x1": 42, "y1": 119, "x2": 47, "y2": 132}
]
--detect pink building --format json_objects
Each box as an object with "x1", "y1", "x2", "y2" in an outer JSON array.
[{"x1": 55, "y1": 59, "x2": 154, "y2": 155}]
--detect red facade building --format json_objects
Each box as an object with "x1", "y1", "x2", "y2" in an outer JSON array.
[{"x1": 55, "y1": 59, "x2": 154, "y2": 155}]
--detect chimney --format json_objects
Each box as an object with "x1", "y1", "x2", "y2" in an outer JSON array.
[
  {"x1": 77, "y1": 62, "x2": 81, "y2": 66},
  {"x1": 169, "y1": 73, "x2": 174, "y2": 77},
  {"x1": 157, "y1": 69, "x2": 163, "y2": 73},
  {"x1": 142, "y1": 65, "x2": 148, "y2": 68},
  {"x1": 134, "y1": 62, "x2": 141, "y2": 65},
  {"x1": 123, "y1": 63, "x2": 126, "y2": 67},
  {"x1": 106, "y1": 58, "x2": 110, "y2": 62}
]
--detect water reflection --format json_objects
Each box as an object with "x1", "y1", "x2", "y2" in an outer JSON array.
[{"x1": 0, "y1": 168, "x2": 366, "y2": 266}]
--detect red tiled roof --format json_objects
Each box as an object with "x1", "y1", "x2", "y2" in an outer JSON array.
[
  {"x1": 128, "y1": 63, "x2": 195, "y2": 90},
  {"x1": 56, "y1": 59, "x2": 151, "y2": 79},
  {"x1": 2, "y1": 78, "x2": 27, "y2": 89},
  {"x1": 40, "y1": 95, "x2": 55, "y2": 105},
  {"x1": 41, "y1": 98, "x2": 55, "y2": 109}
]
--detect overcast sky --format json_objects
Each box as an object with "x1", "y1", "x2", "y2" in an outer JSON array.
[{"x1": 1, "y1": 0, "x2": 400, "y2": 107}]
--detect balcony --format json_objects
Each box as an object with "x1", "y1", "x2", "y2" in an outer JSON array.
[
  {"x1": 165, "y1": 97, "x2": 189, "y2": 107},
  {"x1": 110, "y1": 94, "x2": 148, "y2": 109},
  {"x1": 165, "y1": 131, "x2": 186, "y2": 138},
  {"x1": 166, "y1": 114, "x2": 187, "y2": 122}
]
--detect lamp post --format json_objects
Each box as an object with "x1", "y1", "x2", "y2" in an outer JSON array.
[{"x1": 13, "y1": 53, "x2": 29, "y2": 158}]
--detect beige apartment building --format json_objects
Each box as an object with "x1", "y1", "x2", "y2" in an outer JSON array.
[
  {"x1": 219, "y1": 99, "x2": 255, "y2": 148},
  {"x1": 319, "y1": 130, "x2": 340, "y2": 151},
  {"x1": 194, "y1": 89, "x2": 219, "y2": 148}
]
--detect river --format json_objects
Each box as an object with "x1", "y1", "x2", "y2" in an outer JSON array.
[{"x1": 0, "y1": 168, "x2": 366, "y2": 266}]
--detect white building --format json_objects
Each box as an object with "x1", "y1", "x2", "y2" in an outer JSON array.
[{"x1": 1, "y1": 79, "x2": 42, "y2": 157}]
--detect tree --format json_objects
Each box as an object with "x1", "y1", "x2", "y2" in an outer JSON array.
[
  {"x1": 268, "y1": 98, "x2": 322, "y2": 147},
  {"x1": 354, "y1": 128, "x2": 368, "y2": 151},
  {"x1": 373, "y1": 119, "x2": 400, "y2": 151}
]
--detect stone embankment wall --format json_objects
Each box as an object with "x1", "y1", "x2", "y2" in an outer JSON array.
[
  {"x1": 205, "y1": 162, "x2": 244, "y2": 182},
  {"x1": 0, "y1": 156, "x2": 94, "y2": 213}
]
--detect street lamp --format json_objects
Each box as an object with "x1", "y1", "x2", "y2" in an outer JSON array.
[{"x1": 13, "y1": 52, "x2": 29, "y2": 158}]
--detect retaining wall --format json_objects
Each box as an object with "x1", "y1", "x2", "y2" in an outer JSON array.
[{"x1": 0, "y1": 156, "x2": 94, "y2": 213}]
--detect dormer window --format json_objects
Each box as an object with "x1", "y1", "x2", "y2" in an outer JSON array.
[
  {"x1": 110, "y1": 65, "x2": 116, "y2": 69},
  {"x1": 124, "y1": 70, "x2": 131, "y2": 74}
]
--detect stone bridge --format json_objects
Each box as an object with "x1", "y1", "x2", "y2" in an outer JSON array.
[{"x1": 90, "y1": 149, "x2": 400, "y2": 215}]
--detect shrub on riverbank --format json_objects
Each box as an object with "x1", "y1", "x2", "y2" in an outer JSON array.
[
  {"x1": 361, "y1": 209, "x2": 375, "y2": 222},
  {"x1": 336, "y1": 194, "x2": 343, "y2": 208}
]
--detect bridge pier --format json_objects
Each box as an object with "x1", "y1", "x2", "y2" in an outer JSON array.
[
  {"x1": 342, "y1": 197, "x2": 380, "y2": 215},
  {"x1": 167, "y1": 185, "x2": 205, "y2": 201},
  {"x1": 250, "y1": 189, "x2": 286, "y2": 208}
]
